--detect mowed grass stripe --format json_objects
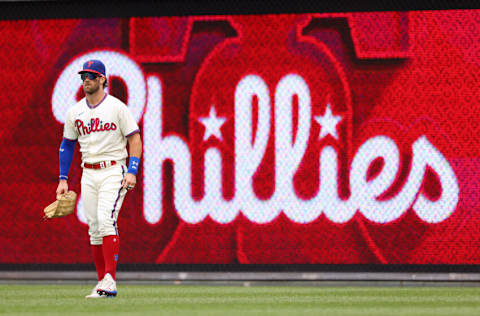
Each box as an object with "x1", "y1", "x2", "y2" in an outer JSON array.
[{"x1": 0, "y1": 285, "x2": 480, "y2": 316}]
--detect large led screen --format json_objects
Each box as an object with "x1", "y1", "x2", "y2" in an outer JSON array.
[{"x1": 1, "y1": 11, "x2": 479, "y2": 264}]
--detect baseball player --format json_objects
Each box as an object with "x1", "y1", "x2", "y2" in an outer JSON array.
[{"x1": 56, "y1": 60, "x2": 142, "y2": 298}]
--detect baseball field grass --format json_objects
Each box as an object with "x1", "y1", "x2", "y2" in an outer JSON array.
[{"x1": 1, "y1": 284, "x2": 480, "y2": 316}]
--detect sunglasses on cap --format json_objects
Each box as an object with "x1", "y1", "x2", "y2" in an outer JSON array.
[{"x1": 80, "y1": 72, "x2": 100, "y2": 81}]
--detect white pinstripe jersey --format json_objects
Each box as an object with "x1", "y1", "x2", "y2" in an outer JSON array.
[{"x1": 63, "y1": 94, "x2": 139, "y2": 164}]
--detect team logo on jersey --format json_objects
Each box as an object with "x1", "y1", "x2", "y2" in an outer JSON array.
[{"x1": 75, "y1": 118, "x2": 117, "y2": 135}]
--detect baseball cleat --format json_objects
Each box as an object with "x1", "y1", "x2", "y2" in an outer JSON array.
[
  {"x1": 97, "y1": 273, "x2": 117, "y2": 297},
  {"x1": 85, "y1": 280, "x2": 106, "y2": 299}
]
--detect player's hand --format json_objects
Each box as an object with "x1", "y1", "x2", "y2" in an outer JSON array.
[
  {"x1": 122, "y1": 173, "x2": 136, "y2": 191},
  {"x1": 56, "y1": 180, "x2": 69, "y2": 199}
]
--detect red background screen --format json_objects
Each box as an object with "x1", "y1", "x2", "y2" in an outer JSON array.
[{"x1": 1, "y1": 11, "x2": 479, "y2": 264}]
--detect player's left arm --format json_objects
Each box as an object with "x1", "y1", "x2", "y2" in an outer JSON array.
[{"x1": 122, "y1": 132, "x2": 142, "y2": 190}]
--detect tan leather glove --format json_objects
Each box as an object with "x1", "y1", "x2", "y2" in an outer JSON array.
[{"x1": 44, "y1": 191, "x2": 77, "y2": 219}]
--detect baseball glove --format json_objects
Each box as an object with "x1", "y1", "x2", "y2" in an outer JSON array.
[{"x1": 43, "y1": 191, "x2": 77, "y2": 219}]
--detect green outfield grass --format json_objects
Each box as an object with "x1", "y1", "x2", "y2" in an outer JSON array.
[{"x1": 0, "y1": 284, "x2": 480, "y2": 316}]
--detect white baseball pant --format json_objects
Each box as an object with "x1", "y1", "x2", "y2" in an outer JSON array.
[{"x1": 81, "y1": 163, "x2": 127, "y2": 245}]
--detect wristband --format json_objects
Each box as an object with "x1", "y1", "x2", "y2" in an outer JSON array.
[{"x1": 127, "y1": 157, "x2": 140, "y2": 176}]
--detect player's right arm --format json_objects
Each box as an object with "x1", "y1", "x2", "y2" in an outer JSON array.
[
  {"x1": 56, "y1": 108, "x2": 79, "y2": 198},
  {"x1": 56, "y1": 138, "x2": 76, "y2": 197}
]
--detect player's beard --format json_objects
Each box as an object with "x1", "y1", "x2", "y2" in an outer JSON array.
[{"x1": 83, "y1": 82, "x2": 100, "y2": 95}]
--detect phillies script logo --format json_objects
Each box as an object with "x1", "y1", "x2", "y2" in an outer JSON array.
[
  {"x1": 75, "y1": 118, "x2": 117, "y2": 135},
  {"x1": 52, "y1": 16, "x2": 459, "y2": 226}
]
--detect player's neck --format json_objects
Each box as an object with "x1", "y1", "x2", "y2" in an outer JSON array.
[{"x1": 86, "y1": 89, "x2": 106, "y2": 107}]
